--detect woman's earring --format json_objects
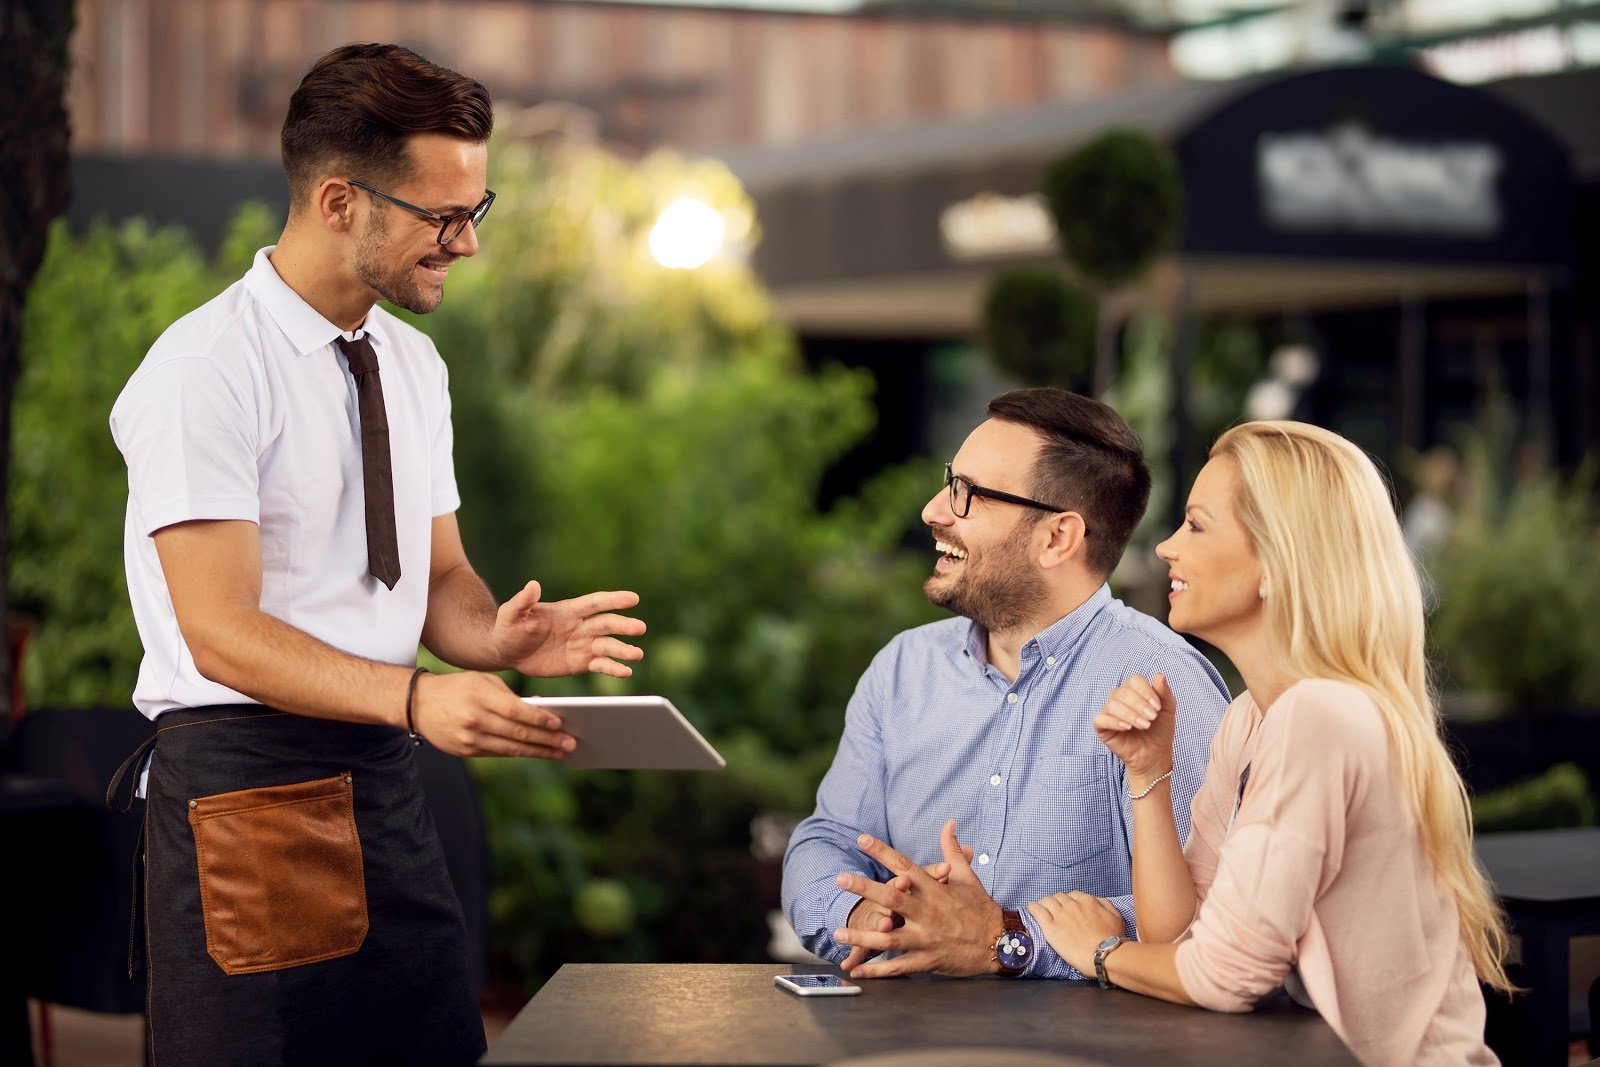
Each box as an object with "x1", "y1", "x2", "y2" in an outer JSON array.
[{"x1": 1258, "y1": 582, "x2": 1269, "y2": 600}]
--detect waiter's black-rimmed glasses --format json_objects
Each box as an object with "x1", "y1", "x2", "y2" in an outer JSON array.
[
  {"x1": 945, "y1": 462, "x2": 1082, "y2": 532},
  {"x1": 349, "y1": 180, "x2": 496, "y2": 245}
]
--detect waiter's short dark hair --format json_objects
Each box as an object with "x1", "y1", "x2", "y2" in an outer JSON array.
[
  {"x1": 986, "y1": 387, "x2": 1151, "y2": 578},
  {"x1": 281, "y1": 43, "x2": 494, "y2": 206}
]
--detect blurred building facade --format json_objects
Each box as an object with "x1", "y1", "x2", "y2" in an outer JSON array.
[{"x1": 67, "y1": 0, "x2": 1173, "y2": 158}]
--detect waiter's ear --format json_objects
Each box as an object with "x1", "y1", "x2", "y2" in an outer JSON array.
[{"x1": 315, "y1": 178, "x2": 358, "y2": 235}]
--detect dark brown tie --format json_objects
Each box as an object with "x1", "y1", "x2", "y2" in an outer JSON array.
[{"x1": 336, "y1": 335, "x2": 402, "y2": 590}]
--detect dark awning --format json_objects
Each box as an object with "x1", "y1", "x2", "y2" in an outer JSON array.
[{"x1": 713, "y1": 64, "x2": 1583, "y2": 333}]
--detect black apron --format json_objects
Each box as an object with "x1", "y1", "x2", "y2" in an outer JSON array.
[{"x1": 110, "y1": 705, "x2": 486, "y2": 1067}]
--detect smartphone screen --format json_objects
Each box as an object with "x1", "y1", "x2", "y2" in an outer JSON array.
[{"x1": 773, "y1": 973, "x2": 862, "y2": 996}]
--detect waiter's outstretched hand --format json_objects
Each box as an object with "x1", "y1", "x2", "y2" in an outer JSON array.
[{"x1": 492, "y1": 581, "x2": 646, "y2": 678}]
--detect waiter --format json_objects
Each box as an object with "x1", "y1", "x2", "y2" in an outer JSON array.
[{"x1": 109, "y1": 42, "x2": 645, "y2": 1066}]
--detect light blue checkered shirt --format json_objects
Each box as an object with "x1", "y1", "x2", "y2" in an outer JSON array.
[{"x1": 782, "y1": 584, "x2": 1230, "y2": 979}]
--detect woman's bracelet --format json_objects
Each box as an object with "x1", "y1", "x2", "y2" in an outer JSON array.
[{"x1": 1128, "y1": 767, "x2": 1175, "y2": 800}]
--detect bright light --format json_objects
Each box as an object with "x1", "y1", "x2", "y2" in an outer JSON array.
[
  {"x1": 648, "y1": 198, "x2": 726, "y2": 270},
  {"x1": 1245, "y1": 379, "x2": 1297, "y2": 422},
  {"x1": 1270, "y1": 345, "x2": 1321, "y2": 388}
]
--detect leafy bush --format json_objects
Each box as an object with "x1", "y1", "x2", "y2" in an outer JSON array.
[
  {"x1": 407, "y1": 142, "x2": 943, "y2": 992},
  {"x1": 1427, "y1": 440, "x2": 1600, "y2": 708},
  {"x1": 1471, "y1": 763, "x2": 1596, "y2": 832},
  {"x1": 1040, "y1": 129, "x2": 1183, "y2": 290},
  {"x1": 12, "y1": 207, "x2": 279, "y2": 704},
  {"x1": 978, "y1": 266, "x2": 1096, "y2": 391}
]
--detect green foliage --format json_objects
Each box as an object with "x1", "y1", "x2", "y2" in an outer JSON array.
[
  {"x1": 416, "y1": 144, "x2": 778, "y2": 398},
  {"x1": 1041, "y1": 129, "x2": 1183, "y2": 290},
  {"x1": 415, "y1": 142, "x2": 946, "y2": 992},
  {"x1": 1427, "y1": 431, "x2": 1600, "y2": 708},
  {"x1": 12, "y1": 208, "x2": 279, "y2": 704},
  {"x1": 977, "y1": 266, "x2": 1096, "y2": 391},
  {"x1": 1471, "y1": 763, "x2": 1596, "y2": 832}
]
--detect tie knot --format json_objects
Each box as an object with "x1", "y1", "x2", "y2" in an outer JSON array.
[{"x1": 338, "y1": 335, "x2": 379, "y2": 376}]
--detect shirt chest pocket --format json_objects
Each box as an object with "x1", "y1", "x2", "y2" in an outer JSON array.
[{"x1": 1014, "y1": 756, "x2": 1115, "y2": 875}]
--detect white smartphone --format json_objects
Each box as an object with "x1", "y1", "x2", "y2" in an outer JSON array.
[{"x1": 773, "y1": 973, "x2": 862, "y2": 997}]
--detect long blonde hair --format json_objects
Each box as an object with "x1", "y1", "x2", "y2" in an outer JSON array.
[{"x1": 1212, "y1": 420, "x2": 1513, "y2": 993}]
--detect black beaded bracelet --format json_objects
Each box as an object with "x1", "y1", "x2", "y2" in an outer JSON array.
[{"x1": 405, "y1": 666, "x2": 429, "y2": 746}]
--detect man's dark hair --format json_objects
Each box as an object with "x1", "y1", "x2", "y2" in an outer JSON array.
[
  {"x1": 985, "y1": 387, "x2": 1151, "y2": 577},
  {"x1": 281, "y1": 43, "x2": 494, "y2": 206}
]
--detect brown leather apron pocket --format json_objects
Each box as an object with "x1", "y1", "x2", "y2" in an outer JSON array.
[{"x1": 188, "y1": 771, "x2": 368, "y2": 975}]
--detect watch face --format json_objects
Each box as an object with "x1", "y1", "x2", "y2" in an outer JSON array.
[
  {"x1": 996, "y1": 929, "x2": 1033, "y2": 972},
  {"x1": 1097, "y1": 936, "x2": 1124, "y2": 953}
]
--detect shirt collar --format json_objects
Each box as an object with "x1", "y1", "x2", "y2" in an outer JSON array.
[
  {"x1": 243, "y1": 245, "x2": 391, "y2": 356},
  {"x1": 959, "y1": 583, "x2": 1115, "y2": 665}
]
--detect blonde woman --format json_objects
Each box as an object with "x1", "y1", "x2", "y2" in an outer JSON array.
[{"x1": 1027, "y1": 421, "x2": 1512, "y2": 1067}]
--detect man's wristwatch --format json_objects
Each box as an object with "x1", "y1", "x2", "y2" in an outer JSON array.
[
  {"x1": 1093, "y1": 935, "x2": 1133, "y2": 989},
  {"x1": 992, "y1": 908, "x2": 1033, "y2": 977}
]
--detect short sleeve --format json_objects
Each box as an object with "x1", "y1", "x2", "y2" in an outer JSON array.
[
  {"x1": 431, "y1": 357, "x2": 461, "y2": 517},
  {"x1": 111, "y1": 357, "x2": 260, "y2": 535}
]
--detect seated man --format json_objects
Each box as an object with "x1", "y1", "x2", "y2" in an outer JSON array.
[{"x1": 782, "y1": 387, "x2": 1229, "y2": 979}]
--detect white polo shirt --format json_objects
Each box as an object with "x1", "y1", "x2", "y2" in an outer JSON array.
[{"x1": 111, "y1": 246, "x2": 461, "y2": 719}]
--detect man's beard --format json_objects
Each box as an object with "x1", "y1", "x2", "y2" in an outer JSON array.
[
  {"x1": 923, "y1": 518, "x2": 1047, "y2": 634},
  {"x1": 355, "y1": 208, "x2": 447, "y2": 315}
]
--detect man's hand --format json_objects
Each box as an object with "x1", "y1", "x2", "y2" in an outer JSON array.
[
  {"x1": 410, "y1": 670, "x2": 578, "y2": 759},
  {"x1": 831, "y1": 820, "x2": 1001, "y2": 979},
  {"x1": 1026, "y1": 892, "x2": 1126, "y2": 976},
  {"x1": 838, "y1": 848, "x2": 973, "y2": 972},
  {"x1": 491, "y1": 581, "x2": 646, "y2": 678}
]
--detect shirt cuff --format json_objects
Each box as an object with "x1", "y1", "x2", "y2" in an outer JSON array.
[{"x1": 1015, "y1": 905, "x2": 1090, "y2": 981}]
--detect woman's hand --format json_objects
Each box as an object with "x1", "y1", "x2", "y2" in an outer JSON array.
[
  {"x1": 1094, "y1": 673, "x2": 1178, "y2": 785},
  {"x1": 1026, "y1": 892, "x2": 1127, "y2": 976}
]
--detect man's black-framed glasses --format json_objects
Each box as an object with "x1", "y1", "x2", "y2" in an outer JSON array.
[
  {"x1": 349, "y1": 180, "x2": 495, "y2": 245},
  {"x1": 945, "y1": 462, "x2": 1082, "y2": 531}
]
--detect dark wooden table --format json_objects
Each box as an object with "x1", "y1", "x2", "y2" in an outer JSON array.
[
  {"x1": 481, "y1": 963, "x2": 1358, "y2": 1066},
  {"x1": 1477, "y1": 827, "x2": 1600, "y2": 1066}
]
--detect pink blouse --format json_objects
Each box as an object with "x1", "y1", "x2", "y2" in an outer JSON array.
[{"x1": 1172, "y1": 680, "x2": 1498, "y2": 1067}]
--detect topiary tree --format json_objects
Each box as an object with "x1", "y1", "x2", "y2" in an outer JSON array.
[
  {"x1": 1040, "y1": 128, "x2": 1183, "y2": 396},
  {"x1": 978, "y1": 265, "x2": 1096, "y2": 392}
]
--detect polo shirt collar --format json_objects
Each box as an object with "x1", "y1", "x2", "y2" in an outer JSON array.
[
  {"x1": 244, "y1": 245, "x2": 392, "y2": 356},
  {"x1": 960, "y1": 583, "x2": 1114, "y2": 664}
]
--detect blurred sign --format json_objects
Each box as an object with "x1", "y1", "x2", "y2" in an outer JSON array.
[
  {"x1": 1259, "y1": 123, "x2": 1502, "y2": 236},
  {"x1": 939, "y1": 192, "x2": 1057, "y2": 261},
  {"x1": 1177, "y1": 65, "x2": 1572, "y2": 268}
]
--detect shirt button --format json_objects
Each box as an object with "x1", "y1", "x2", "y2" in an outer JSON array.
[
  {"x1": 1006, "y1": 693, "x2": 1018, "y2": 704},
  {"x1": 1046, "y1": 656, "x2": 1056, "y2": 666},
  {"x1": 978, "y1": 853, "x2": 991, "y2": 865},
  {"x1": 990, "y1": 774, "x2": 1002, "y2": 786}
]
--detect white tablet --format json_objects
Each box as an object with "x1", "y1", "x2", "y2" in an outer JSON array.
[{"x1": 521, "y1": 695, "x2": 726, "y2": 771}]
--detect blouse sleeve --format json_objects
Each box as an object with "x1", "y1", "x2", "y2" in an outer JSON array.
[{"x1": 1175, "y1": 681, "x2": 1377, "y2": 1012}]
